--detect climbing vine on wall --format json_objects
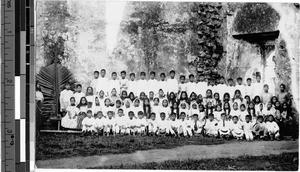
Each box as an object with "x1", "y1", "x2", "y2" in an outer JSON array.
[{"x1": 189, "y1": 2, "x2": 225, "y2": 81}]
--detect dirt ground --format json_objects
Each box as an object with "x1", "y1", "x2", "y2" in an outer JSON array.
[{"x1": 36, "y1": 140, "x2": 298, "y2": 169}]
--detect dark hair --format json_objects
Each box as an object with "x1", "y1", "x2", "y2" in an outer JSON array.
[
  {"x1": 128, "y1": 111, "x2": 134, "y2": 115},
  {"x1": 246, "y1": 78, "x2": 252, "y2": 81},
  {"x1": 140, "y1": 72, "x2": 146, "y2": 76},
  {"x1": 245, "y1": 114, "x2": 252, "y2": 119},
  {"x1": 237, "y1": 77, "x2": 242, "y2": 81},
  {"x1": 150, "y1": 71, "x2": 155, "y2": 75},
  {"x1": 76, "y1": 84, "x2": 82, "y2": 88},
  {"x1": 240, "y1": 104, "x2": 246, "y2": 109},
  {"x1": 160, "y1": 112, "x2": 166, "y2": 116},
  {"x1": 160, "y1": 73, "x2": 166, "y2": 77},
  {"x1": 169, "y1": 70, "x2": 175, "y2": 74},
  {"x1": 121, "y1": 70, "x2": 126, "y2": 75},
  {"x1": 118, "y1": 108, "x2": 123, "y2": 112},
  {"x1": 143, "y1": 104, "x2": 151, "y2": 118},
  {"x1": 87, "y1": 110, "x2": 93, "y2": 114},
  {"x1": 223, "y1": 92, "x2": 230, "y2": 101},
  {"x1": 280, "y1": 84, "x2": 286, "y2": 89},
  {"x1": 232, "y1": 115, "x2": 238, "y2": 120},
  {"x1": 100, "y1": 69, "x2": 106, "y2": 72},
  {"x1": 129, "y1": 73, "x2": 135, "y2": 77},
  {"x1": 227, "y1": 78, "x2": 233, "y2": 82},
  {"x1": 223, "y1": 102, "x2": 231, "y2": 116},
  {"x1": 77, "y1": 97, "x2": 88, "y2": 108},
  {"x1": 221, "y1": 113, "x2": 226, "y2": 117},
  {"x1": 253, "y1": 95, "x2": 261, "y2": 104},
  {"x1": 94, "y1": 71, "x2": 99, "y2": 74},
  {"x1": 180, "y1": 75, "x2": 185, "y2": 79},
  {"x1": 112, "y1": 72, "x2": 117, "y2": 75},
  {"x1": 138, "y1": 111, "x2": 144, "y2": 115},
  {"x1": 116, "y1": 100, "x2": 121, "y2": 104}
]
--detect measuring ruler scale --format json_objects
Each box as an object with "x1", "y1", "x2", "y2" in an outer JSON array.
[{"x1": 2, "y1": 0, "x2": 29, "y2": 171}]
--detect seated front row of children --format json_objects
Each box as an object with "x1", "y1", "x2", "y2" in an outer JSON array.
[{"x1": 79, "y1": 107, "x2": 280, "y2": 141}]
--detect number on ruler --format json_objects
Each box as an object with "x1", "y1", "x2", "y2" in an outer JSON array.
[
  {"x1": 6, "y1": 79, "x2": 12, "y2": 83},
  {"x1": 7, "y1": 0, "x2": 11, "y2": 8},
  {"x1": 10, "y1": 135, "x2": 14, "y2": 145}
]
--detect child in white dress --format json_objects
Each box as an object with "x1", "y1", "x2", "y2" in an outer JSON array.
[
  {"x1": 191, "y1": 114, "x2": 205, "y2": 136},
  {"x1": 77, "y1": 97, "x2": 88, "y2": 129},
  {"x1": 85, "y1": 86, "x2": 95, "y2": 105},
  {"x1": 160, "y1": 99, "x2": 171, "y2": 118},
  {"x1": 73, "y1": 84, "x2": 85, "y2": 106},
  {"x1": 178, "y1": 112, "x2": 193, "y2": 137},
  {"x1": 120, "y1": 71, "x2": 129, "y2": 93},
  {"x1": 59, "y1": 82, "x2": 74, "y2": 112},
  {"x1": 204, "y1": 113, "x2": 218, "y2": 137},
  {"x1": 94, "y1": 111, "x2": 106, "y2": 135},
  {"x1": 179, "y1": 102, "x2": 191, "y2": 120},
  {"x1": 239, "y1": 104, "x2": 248, "y2": 122},
  {"x1": 169, "y1": 113, "x2": 180, "y2": 136},
  {"x1": 114, "y1": 109, "x2": 126, "y2": 135},
  {"x1": 214, "y1": 104, "x2": 223, "y2": 121},
  {"x1": 230, "y1": 115, "x2": 244, "y2": 140},
  {"x1": 242, "y1": 115, "x2": 254, "y2": 141},
  {"x1": 92, "y1": 97, "x2": 102, "y2": 116},
  {"x1": 265, "y1": 115, "x2": 280, "y2": 140},
  {"x1": 136, "y1": 111, "x2": 147, "y2": 135},
  {"x1": 253, "y1": 115, "x2": 266, "y2": 139},
  {"x1": 81, "y1": 110, "x2": 96, "y2": 136},
  {"x1": 126, "y1": 111, "x2": 137, "y2": 135},
  {"x1": 148, "y1": 113, "x2": 158, "y2": 135},
  {"x1": 105, "y1": 111, "x2": 116, "y2": 136},
  {"x1": 157, "y1": 112, "x2": 174, "y2": 136},
  {"x1": 217, "y1": 113, "x2": 231, "y2": 139},
  {"x1": 61, "y1": 97, "x2": 79, "y2": 129}
]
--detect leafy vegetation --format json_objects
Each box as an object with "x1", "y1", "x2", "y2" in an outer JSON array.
[
  {"x1": 36, "y1": 133, "x2": 224, "y2": 161},
  {"x1": 233, "y1": 3, "x2": 280, "y2": 34},
  {"x1": 90, "y1": 153, "x2": 298, "y2": 170}
]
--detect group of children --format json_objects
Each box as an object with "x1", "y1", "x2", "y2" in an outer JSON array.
[{"x1": 59, "y1": 69, "x2": 295, "y2": 140}]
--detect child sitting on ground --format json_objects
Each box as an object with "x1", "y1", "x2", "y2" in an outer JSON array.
[
  {"x1": 178, "y1": 112, "x2": 193, "y2": 137},
  {"x1": 126, "y1": 111, "x2": 137, "y2": 135},
  {"x1": 81, "y1": 110, "x2": 96, "y2": 136},
  {"x1": 157, "y1": 112, "x2": 174, "y2": 136},
  {"x1": 253, "y1": 115, "x2": 266, "y2": 140},
  {"x1": 192, "y1": 114, "x2": 205, "y2": 136},
  {"x1": 204, "y1": 113, "x2": 218, "y2": 137},
  {"x1": 148, "y1": 113, "x2": 158, "y2": 136},
  {"x1": 217, "y1": 113, "x2": 231, "y2": 139},
  {"x1": 169, "y1": 113, "x2": 180, "y2": 136},
  {"x1": 230, "y1": 115, "x2": 244, "y2": 140},
  {"x1": 243, "y1": 115, "x2": 254, "y2": 141},
  {"x1": 61, "y1": 97, "x2": 79, "y2": 129},
  {"x1": 136, "y1": 111, "x2": 147, "y2": 135},
  {"x1": 264, "y1": 115, "x2": 280, "y2": 141},
  {"x1": 115, "y1": 109, "x2": 126, "y2": 135},
  {"x1": 105, "y1": 111, "x2": 116, "y2": 136},
  {"x1": 94, "y1": 111, "x2": 106, "y2": 136}
]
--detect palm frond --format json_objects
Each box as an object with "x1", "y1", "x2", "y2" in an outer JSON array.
[{"x1": 36, "y1": 63, "x2": 75, "y2": 116}]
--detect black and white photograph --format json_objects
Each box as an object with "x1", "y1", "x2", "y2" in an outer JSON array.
[{"x1": 34, "y1": 0, "x2": 299, "y2": 170}]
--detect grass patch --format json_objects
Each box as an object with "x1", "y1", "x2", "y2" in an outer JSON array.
[
  {"x1": 90, "y1": 153, "x2": 299, "y2": 170},
  {"x1": 36, "y1": 133, "x2": 225, "y2": 160}
]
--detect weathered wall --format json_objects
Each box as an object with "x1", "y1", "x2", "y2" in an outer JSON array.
[{"x1": 269, "y1": 3, "x2": 300, "y2": 112}]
